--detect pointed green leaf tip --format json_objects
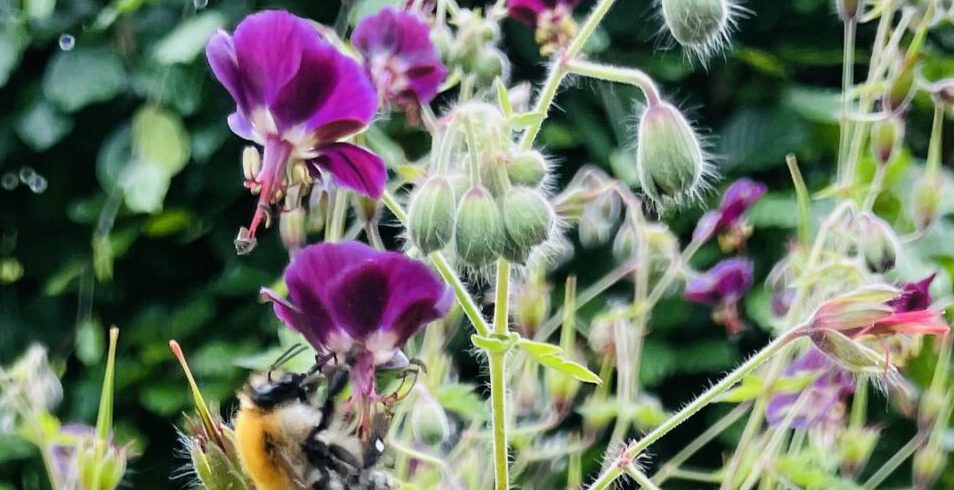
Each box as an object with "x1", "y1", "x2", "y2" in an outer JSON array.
[{"x1": 518, "y1": 339, "x2": 602, "y2": 385}]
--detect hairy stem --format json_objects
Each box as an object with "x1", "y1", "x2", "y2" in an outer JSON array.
[
  {"x1": 653, "y1": 403, "x2": 751, "y2": 485},
  {"x1": 490, "y1": 258, "x2": 512, "y2": 490},
  {"x1": 563, "y1": 59, "x2": 661, "y2": 105},
  {"x1": 862, "y1": 433, "x2": 925, "y2": 489}
]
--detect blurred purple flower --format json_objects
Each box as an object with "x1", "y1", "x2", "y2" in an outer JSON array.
[
  {"x1": 508, "y1": 0, "x2": 580, "y2": 54},
  {"x1": 888, "y1": 273, "x2": 936, "y2": 314},
  {"x1": 206, "y1": 11, "x2": 385, "y2": 246},
  {"x1": 766, "y1": 348, "x2": 855, "y2": 429},
  {"x1": 508, "y1": 0, "x2": 579, "y2": 25},
  {"x1": 684, "y1": 258, "x2": 754, "y2": 336},
  {"x1": 353, "y1": 8, "x2": 447, "y2": 108},
  {"x1": 261, "y1": 241, "x2": 452, "y2": 410},
  {"x1": 693, "y1": 178, "x2": 767, "y2": 250}
]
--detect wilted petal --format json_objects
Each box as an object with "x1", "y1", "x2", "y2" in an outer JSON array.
[{"x1": 312, "y1": 143, "x2": 387, "y2": 199}]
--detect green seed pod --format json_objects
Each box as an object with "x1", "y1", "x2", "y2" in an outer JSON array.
[
  {"x1": 408, "y1": 177, "x2": 457, "y2": 254},
  {"x1": 886, "y1": 58, "x2": 917, "y2": 112},
  {"x1": 500, "y1": 187, "x2": 555, "y2": 263},
  {"x1": 77, "y1": 442, "x2": 128, "y2": 490},
  {"x1": 839, "y1": 426, "x2": 879, "y2": 478},
  {"x1": 857, "y1": 213, "x2": 899, "y2": 273},
  {"x1": 810, "y1": 329, "x2": 896, "y2": 377},
  {"x1": 870, "y1": 115, "x2": 904, "y2": 165},
  {"x1": 507, "y1": 151, "x2": 548, "y2": 187},
  {"x1": 636, "y1": 101, "x2": 708, "y2": 207},
  {"x1": 455, "y1": 186, "x2": 505, "y2": 266}
]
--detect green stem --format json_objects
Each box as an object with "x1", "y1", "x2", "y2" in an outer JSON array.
[
  {"x1": 786, "y1": 154, "x2": 811, "y2": 245},
  {"x1": 623, "y1": 464, "x2": 661, "y2": 490},
  {"x1": 926, "y1": 103, "x2": 945, "y2": 180},
  {"x1": 489, "y1": 259, "x2": 512, "y2": 490},
  {"x1": 587, "y1": 331, "x2": 804, "y2": 490},
  {"x1": 563, "y1": 59, "x2": 661, "y2": 105},
  {"x1": 92, "y1": 327, "x2": 119, "y2": 490},
  {"x1": 538, "y1": 262, "x2": 635, "y2": 340},
  {"x1": 862, "y1": 433, "x2": 925, "y2": 490},
  {"x1": 325, "y1": 188, "x2": 349, "y2": 242},
  {"x1": 518, "y1": 0, "x2": 620, "y2": 151},
  {"x1": 836, "y1": 18, "x2": 857, "y2": 185},
  {"x1": 850, "y1": 376, "x2": 869, "y2": 429},
  {"x1": 653, "y1": 403, "x2": 751, "y2": 485}
]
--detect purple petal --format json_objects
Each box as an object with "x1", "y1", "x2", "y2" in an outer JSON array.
[
  {"x1": 684, "y1": 258, "x2": 754, "y2": 306},
  {"x1": 327, "y1": 262, "x2": 392, "y2": 340},
  {"x1": 311, "y1": 143, "x2": 386, "y2": 199},
  {"x1": 303, "y1": 50, "x2": 378, "y2": 141},
  {"x1": 227, "y1": 112, "x2": 255, "y2": 141},
  {"x1": 377, "y1": 254, "x2": 452, "y2": 345},
  {"x1": 718, "y1": 178, "x2": 767, "y2": 226},
  {"x1": 268, "y1": 40, "x2": 340, "y2": 132},
  {"x1": 507, "y1": 0, "x2": 548, "y2": 25},
  {"x1": 888, "y1": 273, "x2": 936, "y2": 313},
  {"x1": 260, "y1": 288, "x2": 328, "y2": 350},
  {"x1": 206, "y1": 31, "x2": 252, "y2": 111}
]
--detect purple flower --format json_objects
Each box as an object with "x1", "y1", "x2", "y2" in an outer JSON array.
[
  {"x1": 353, "y1": 8, "x2": 447, "y2": 108},
  {"x1": 766, "y1": 348, "x2": 855, "y2": 429},
  {"x1": 206, "y1": 11, "x2": 386, "y2": 249},
  {"x1": 684, "y1": 258, "x2": 754, "y2": 336},
  {"x1": 508, "y1": 0, "x2": 579, "y2": 26},
  {"x1": 888, "y1": 273, "x2": 936, "y2": 314},
  {"x1": 508, "y1": 0, "x2": 580, "y2": 55},
  {"x1": 692, "y1": 179, "x2": 767, "y2": 249},
  {"x1": 260, "y1": 241, "x2": 452, "y2": 412}
]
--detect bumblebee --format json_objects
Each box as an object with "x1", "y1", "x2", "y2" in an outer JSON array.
[{"x1": 234, "y1": 358, "x2": 396, "y2": 490}]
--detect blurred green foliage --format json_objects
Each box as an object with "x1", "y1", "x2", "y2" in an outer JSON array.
[{"x1": 0, "y1": 0, "x2": 952, "y2": 488}]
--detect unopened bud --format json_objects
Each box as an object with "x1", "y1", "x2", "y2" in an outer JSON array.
[
  {"x1": 836, "y1": 0, "x2": 867, "y2": 21},
  {"x1": 279, "y1": 208, "x2": 306, "y2": 252},
  {"x1": 474, "y1": 48, "x2": 508, "y2": 86},
  {"x1": 886, "y1": 58, "x2": 917, "y2": 113},
  {"x1": 545, "y1": 352, "x2": 581, "y2": 414},
  {"x1": 913, "y1": 173, "x2": 943, "y2": 230},
  {"x1": 579, "y1": 192, "x2": 621, "y2": 248},
  {"x1": 455, "y1": 186, "x2": 505, "y2": 266},
  {"x1": 870, "y1": 115, "x2": 904, "y2": 165},
  {"x1": 242, "y1": 146, "x2": 261, "y2": 182},
  {"x1": 500, "y1": 187, "x2": 554, "y2": 263},
  {"x1": 612, "y1": 223, "x2": 639, "y2": 262},
  {"x1": 408, "y1": 177, "x2": 457, "y2": 254},
  {"x1": 410, "y1": 390, "x2": 451, "y2": 447},
  {"x1": 587, "y1": 315, "x2": 616, "y2": 359},
  {"x1": 636, "y1": 101, "x2": 708, "y2": 207},
  {"x1": 810, "y1": 329, "x2": 895, "y2": 377},
  {"x1": 857, "y1": 213, "x2": 899, "y2": 273},
  {"x1": 514, "y1": 277, "x2": 550, "y2": 337},
  {"x1": 839, "y1": 426, "x2": 879, "y2": 478},
  {"x1": 507, "y1": 151, "x2": 548, "y2": 188},
  {"x1": 918, "y1": 389, "x2": 945, "y2": 430},
  {"x1": 913, "y1": 445, "x2": 946, "y2": 489}
]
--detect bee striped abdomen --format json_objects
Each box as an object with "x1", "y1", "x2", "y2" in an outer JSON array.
[{"x1": 234, "y1": 407, "x2": 299, "y2": 490}]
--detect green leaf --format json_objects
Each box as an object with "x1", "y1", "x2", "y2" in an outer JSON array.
[
  {"x1": 43, "y1": 47, "x2": 126, "y2": 112},
  {"x1": 471, "y1": 333, "x2": 520, "y2": 354},
  {"x1": 495, "y1": 78, "x2": 513, "y2": 118},
  {"x1": 120, "y1": 162, "x2": 170, "y2": 214},
  {"x1": 518, "y1": 339, "x2": 602, "y2": 385},
  {"x1": 154, "y1": 12, "x2": 225, "y2": 65},
  {"x1": 14, "y1": 99, "x2": 73, "y2": 151},
  {"x1": 132, "y1": 106, "x2": 191, "y2": 176},
  {"x1": 720, "y1": 374, "x2": 764, "y2": 403},
  {"x1": 75, "y1": 318, "x2": 105, "y2": 366},
  {"x1": 143, "y1": 209, "x2": 193, "y2": 237},
  {"x1": 718, "y1": 106, "x2": 810, "y2": 172},
  {"x1": 435, "y1": 383, "x2": 486, "y2": 421},
  {"x1": 509, "y1": 112, "x2": 545, "y2": 129},
  {"x1": 0, "y1": 28, "x2": 28, "y2": 88},
  {"x1": 785, "y1": 86, "x2": 841, "y2": 125},
  {"x1": 24, "y1": 0, "x2": 56, "y2": 20}
]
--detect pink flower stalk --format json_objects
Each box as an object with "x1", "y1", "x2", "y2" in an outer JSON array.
[
  {"x1": 261, "y1": 242, "x2": 452, "y2": 429},
  {"x1": 352, "y1": 8, "x2": 448, "y2": 109},
  {"x1": 693, "y1": 178, "x2": 767, "y2": 250},
  {"x1": 684, "y1": 258, "x2": 754, "y2": 336},
  {"x1": 206, "y1": 11, "x2": 386, "y2": 251}
]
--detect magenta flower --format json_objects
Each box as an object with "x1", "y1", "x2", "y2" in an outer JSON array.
[
  {"x1": 766, "y1": 348, "x2": 855, "y2": 429},
  {"x1": 260, "y1": 242, "x2": 451, "y2": 423},
  {"x1": 508, "y1": 0, "x2": 580, "y2": 55},
  {"x1": 684, "y1": 258, "x2": 755, "y2": 336},
  {"x1": 206, "y1": 11, "x2": 386, "y2": 251},
  {"x1": 809, "y1": 284, "x2": 948, "y2": 339},
  {"x1": 888, "y1": 273, "x2": 936, "y2": 314},
  {"x1": 693, "y1": 178, "x2": 767, "y2": 250},
  {"x1": 352, "y1": 8, "x2": 447, "y2": 108}
]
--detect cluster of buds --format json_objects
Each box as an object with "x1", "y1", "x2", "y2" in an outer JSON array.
[
  {"x1": 437, "y1": 9, "x2": 509, "y2": 87},
  {"x1": 407, "y1": 103, "x2": 556, "y2": 266}
]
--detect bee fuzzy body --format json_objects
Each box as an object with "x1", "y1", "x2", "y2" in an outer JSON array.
[{"x1": 234, "y1": 369, "x2": 395, "y2": 490}]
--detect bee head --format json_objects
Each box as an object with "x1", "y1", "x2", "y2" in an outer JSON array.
[{"x1": 244, "y1": 370, "x2": 320, "y2": 410}]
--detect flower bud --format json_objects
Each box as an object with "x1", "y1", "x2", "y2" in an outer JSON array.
[
  {"x1": 279, "y1": 208, "x2": 306, "y2": 252},
  {"x1": 856, "y1": 213, "x2": 899, "y2": 273},
  {"x1": 913, "y1": 173, "x2": 942, "y2": 230},
  {"x1": 918, "y1": 389, "x2": 945, "y2": 430},
  {"x1": 507, "y1": 151, "x2": 548, "y2": 188},
  {"x1": 514, "y1": 276, "x2": 550, "y2": 338},
  {"x1": 870, "y1": 115, "x2": 904, "y2": 165},
  {"x1": 886, "y1": 57, "x2": 917, "y2": 113},
  {"x1": 408, "y1": 177, "x2": 457, "y2": 254},
  {"x1": 836, "y1": 0, "x2": 867, "y2": 21},
  {"x1": 410, "y1": 390, "x2": 451, "y2": 447},
  {"x1": 809, "y1": 329, "x2": 896, "y2": 378},
  {"x1": 839, "y1": 426, "x2": 879, "y2": 478},
  {"x1": 455, "y1": 186, "x2": 505, "y2": 266},
  {"x1": 545, "y1": 351, "x2": 581, "y2": 414},
  {"x1": 579, "y1": 192, "x2": 621, "y2": 248},
  {"x1": 500, "y1": 187, "x2": 555, "y2": 263},
  {"x1": 636, "y1": 101, "x2": 708, "y2": 207},
  {"x1": 474, "y1": 48, "x2": 508, "y2": 86},
  {"x1": 75, "y1": 437, "x2": 129, "y2": 490},
  {"x1": 660, "y1": 0, "x2": 736, "y2": 60},
  {"x1": 612, "y1": 222, "x2": 639, "y2": 262},
  {"x1": 912, "y1": 445, "x2": 946, "y2": 489}
]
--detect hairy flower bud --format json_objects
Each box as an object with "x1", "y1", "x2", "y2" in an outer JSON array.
[
  {"x1": 913, "y1": 445, "x2": 946, "y2": 490},
  {"x1": 408, "y1": 177, "x2": 457, "y2": 254},
  {"x1": 636, "y1": 101, "x2": 709, "y2": 207},
  {"x1": 579, "y1": 191, "x2": 621, "y2": 248},
  {"x1": 913, "y1": 173, "x2": 943, "y2": 230},
  {"x1": 870, "y1": 115, "x2": 904, "y2": 165},
  {"x1": 507, "y1": 151, "x2": 548, "y2": 187},
  {"x1": 455, "y1": 186, "x2": 505, "y2": 266},
  {"x1": 410, "y1": 389, "x2": 451, "y2": 447},
  {"x1": 836, "y1": 0, "x2": 867, "y2": 21},
  {"x1": 839, "y1": 426, "x2": 879, "y2": 478},
  {"x1": 810, "y1": 329, "x2": 898, "y2": 378},
  {"x1": 514, "y1": 275, "x2": 550, "y2": 337},
  {"x1": 660, "y1": 0, "x2": 739, "y2": 61},
  {"x1": 857, "y1": 213, "x2": 899, "y2": 273},
  {"x1": 612, "y1": 222, "x2": 639, "y2": 262},
  {"x1": 501, "y1": 187, "x2": 555, "y2": 263}
]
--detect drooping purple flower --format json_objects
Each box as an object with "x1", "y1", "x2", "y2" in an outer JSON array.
[
  {"x1": 888, "y1": 273, "x2": 936, "y2": 314},
  {"x1": 508, "y1": 0, "x2": 580, "y2": 55},
  {"x1": 766, "y1": 347, "x2": 855, "y2": 429},
  {"x1": 260, "y1": 241, "x2": 452, "y2": 419},
  {"x1": 206, "y1": 11, "x2": 386, "y2": 252},
  {"x1": 692, "y1": 178, "x2": 767, "y2": 250},
  {"x1": 352, "y1": 8, "x2": 447, "y2": 108},
  {"x1": 684, "y1": 258, "x2": 754, "y2": 336}
]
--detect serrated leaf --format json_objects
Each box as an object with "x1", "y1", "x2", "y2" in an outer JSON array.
[
  {"x1": 471, "y1": 333, "x2": 519, "y2": 354},
  {"x1": 516, "y1": 339, "x2": 563, "y2": 357},
  {"x1": 154, "y1": 12, "x2": 224, "y2": 64},
  {"x1": 43, "y1": 47, "x2": 125, "y2": 112}
]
